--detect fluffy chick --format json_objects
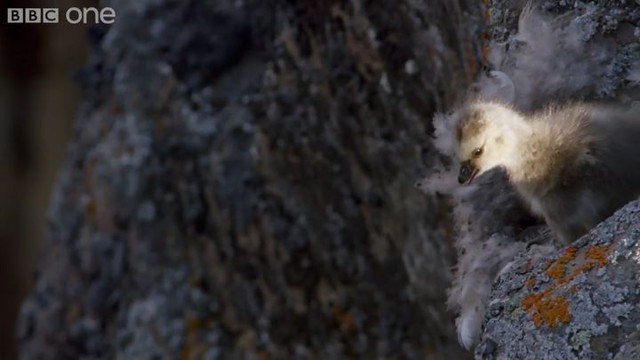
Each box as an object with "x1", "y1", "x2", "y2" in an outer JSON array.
[{"x1": 454, "y1": 100, "x2": 640, "y2": 244}]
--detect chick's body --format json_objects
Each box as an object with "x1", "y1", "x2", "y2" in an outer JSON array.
[{"x1": 454, "y1": 101, "x2": 640, "y2": 244}]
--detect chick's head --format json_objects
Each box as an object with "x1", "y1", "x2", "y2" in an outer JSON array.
[{"x1": 454, "y1": 102, "x2": 526, "y2": 184}]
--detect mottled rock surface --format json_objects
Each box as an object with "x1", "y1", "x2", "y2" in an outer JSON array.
[{"x1": 17, "y1": 0, "x2": 485, "y2": 359}]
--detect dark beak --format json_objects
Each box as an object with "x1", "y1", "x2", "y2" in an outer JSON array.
[{"x1": 458, "y1": 161, "x2": 479, "y2": 184}]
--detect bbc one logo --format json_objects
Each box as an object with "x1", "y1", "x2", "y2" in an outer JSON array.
[{"x1": 6, "y1": 7, "x2": 116, "y2": 24}]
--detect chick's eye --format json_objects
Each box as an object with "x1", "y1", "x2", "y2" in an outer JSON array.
[{"x1": 472, "y1": 147, "x2": 483, "y2": 157}]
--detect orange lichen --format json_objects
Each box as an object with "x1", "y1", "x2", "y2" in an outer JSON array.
[
  {"x1": 563, "y1": 245, "x2": 579, "y2": 259},
  {"x1": 564, "y1": 244, "x2": 613, "y2": 283},
  {"x1": 526, "y1": 277, "x2": 536, "y2": 288},
  {"x1": 534, "y1": 296, "x2": 570, "y2": 327},
  {"x1": 521, "y1": 244, "x2": 613, "y2": 328},
  {"x1": 522, "y1": 289, "x2": 548, "y2": 310},
  {"x1": 522, "y1": 288, "x2": 571, "y2": 327},
  {"x1": 545, "y1": 245, "x2": 578, "y2": 280},
  {"x1": 543, "y1": 244, "x2": 611, "y2": 287},
  {"x1": 585, "y1": 244, "x2": 612, "y2": 267}
]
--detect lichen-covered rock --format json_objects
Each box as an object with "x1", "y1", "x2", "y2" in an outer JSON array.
[{"x1": 477, "y1": 200, "x2": 640, "y2": 359}]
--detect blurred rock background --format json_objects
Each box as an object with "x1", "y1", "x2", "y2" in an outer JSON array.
[
  {"x1": 12, "y1": 0, "x2": 484, "y2": 358},
  {"x1": 1, "y1": 1, "x2": 98, "y2": 358}
]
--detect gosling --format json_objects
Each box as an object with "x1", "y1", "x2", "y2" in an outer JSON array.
[{"x1": 453, "y1": 100, "x2": 640, "y2": 244}]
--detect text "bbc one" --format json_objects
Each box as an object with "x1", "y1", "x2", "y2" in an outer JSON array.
[{"x1": 7, "y1": 7, "x2": 116, "y2": 24}]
